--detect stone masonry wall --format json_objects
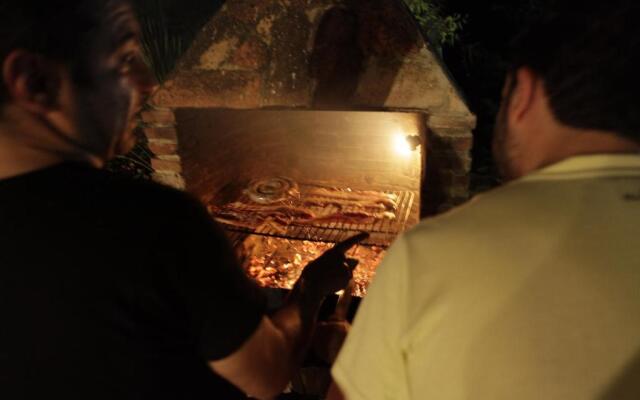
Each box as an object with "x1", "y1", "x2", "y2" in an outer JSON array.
[
  {"x1": 173, "y1": 109, "x2": 423, "y2": 206},
  {"x1": 143, "y1": 0, "x2": 475, "y2": 216},
  {"x1": 141, "y1": 107, "x2": 185, "y2": 190},
  {"x1": 424, "y1": 115, "x2": 474, "y2": 214},
  {"x1": 142, "y1": 107, "x2": 472, "y2": 217}
]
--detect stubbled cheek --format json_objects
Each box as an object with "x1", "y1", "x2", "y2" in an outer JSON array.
[
  {"x1": 114, "y1": 129, "x2": 137, "y2": 157},
  {"x1": 107, "y1": 79, "x2": 134, "y2": 124}
]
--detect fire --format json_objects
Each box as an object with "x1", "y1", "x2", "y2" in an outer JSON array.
[{"x1": 238, "y1": 235, "x2": 385, "y2": 297}]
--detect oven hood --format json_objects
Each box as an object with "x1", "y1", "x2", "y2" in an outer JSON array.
[
  {"x1": 145, "y1": 0, "x2": 476, "y2": 215},
  {"x1": 151, "y1": 0, "x2": 473, "y2": 121}
]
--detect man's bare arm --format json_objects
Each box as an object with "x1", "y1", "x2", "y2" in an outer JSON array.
[
  {"x1": 210, "y1": 279, "x2": 324, "y2": 399},
  {"x1": 211, "y1": 233, "x2": 368, "y2": 399}
]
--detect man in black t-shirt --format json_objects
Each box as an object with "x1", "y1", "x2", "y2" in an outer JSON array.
[{"x1": 0, "y1": 1, "x2": 365, "y2": 399}]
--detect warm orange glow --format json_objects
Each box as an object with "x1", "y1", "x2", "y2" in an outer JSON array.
[{"x1": 393, "y1": 133, "x2": 413, "y2": 157}]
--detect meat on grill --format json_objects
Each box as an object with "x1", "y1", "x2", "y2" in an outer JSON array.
[
  {"x1": 209, "y1": 184, "x2": 398, "y2": 231},
  {"x1": 305, "y1": 187, "x2": 398, "y2": 210}
]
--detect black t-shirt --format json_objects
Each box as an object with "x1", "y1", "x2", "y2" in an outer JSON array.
[{"x1": 0, "y1": 163, "x2": 266, "y2": 399}]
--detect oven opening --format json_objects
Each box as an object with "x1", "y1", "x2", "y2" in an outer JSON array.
[{"x1": 174, "y1": 109, "x2": 425, "y2": 296}]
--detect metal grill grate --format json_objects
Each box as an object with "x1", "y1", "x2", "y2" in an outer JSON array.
[{"x1": 217, "y1": 187, "x2": 414, "y2": 247}]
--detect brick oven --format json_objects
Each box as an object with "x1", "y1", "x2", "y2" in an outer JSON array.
[{"x1": 142, "y1": 0, "x2": 476, "y2": 296}]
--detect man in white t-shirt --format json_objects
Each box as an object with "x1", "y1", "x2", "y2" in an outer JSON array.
[{"x1": 329, "y1": 1, "x2": 640, "y2": 399}]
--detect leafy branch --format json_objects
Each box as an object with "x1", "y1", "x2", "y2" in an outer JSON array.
[{"x1": 404, "y1": 0, "x2": 466, "y2": 49}]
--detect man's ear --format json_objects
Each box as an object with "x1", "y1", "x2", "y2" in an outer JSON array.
[
  {"x1": 507, "y1": 67, "x2": 538, "y2": 125},
  {"x1": 2, "y1": 50, "x2": 62, "y2": 114}
]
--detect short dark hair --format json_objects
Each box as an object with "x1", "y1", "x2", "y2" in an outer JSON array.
[
  {"x1": 509, "y1": 1, "x2": 640, "y2": 141},
  {"x1": 0, "y1": 0, "x2": 127, "y2": 104}
]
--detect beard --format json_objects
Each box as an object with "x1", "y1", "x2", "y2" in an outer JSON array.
[
  {"x1": 492, "y1": 103, "x2": 513, "y2": 181},
  {"x1": 492, "y1": 83, "x2": 524, "y2": 182},
  {"x1": 112, "y1": 119, "x2": 138, "y2": 156},
  {"x1": 72, "y1": 74, "x2": 136, "y2": 162}
]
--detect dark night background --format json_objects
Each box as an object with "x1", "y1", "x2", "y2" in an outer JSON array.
[{"x1": 119, "y1": 0, "x2": 545, "y2": 194}]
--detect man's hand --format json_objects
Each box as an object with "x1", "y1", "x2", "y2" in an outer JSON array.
[
  {"x1": 313, "y1": 319, "x2": 351, "y2": 364},
  {"x1": 211, "y1": 232, "x2": 369, "y2": 399},
  {"x1": 299, "y1": 232, "x2": 369, "y2": 300}
]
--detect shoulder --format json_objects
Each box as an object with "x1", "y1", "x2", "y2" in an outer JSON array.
[
  {"x1": 391, "y1": 175, "x2": 595, "y2": 289},
  {"x1": 391, "y1": 178, "x2": 560, "y2": 277},
  {"x1": 67, "y1": 166, "x2": 211, "y2": 231},
  {"x1": 94, "y1": 168, "x2": 203, "y2": 213},
  {"x1": 407, "y1": 178, "x2": 555, "y2": 241}
]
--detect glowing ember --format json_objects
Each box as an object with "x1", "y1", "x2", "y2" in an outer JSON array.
[{"x1": 237, "y1": 235, "x2": 385, "y2": 297}]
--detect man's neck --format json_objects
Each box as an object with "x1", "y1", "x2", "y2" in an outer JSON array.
[
  {"x1": 0, "y1": 134, "x2": 64, "y2": 180},
  {"x1": 566, "y1": 129, "x2": 640, "y2": 155},
  {"x1": 536, "y1": 128, "x2": 640, "y2": 173},
  {"x1": 0, "y1": 108, "x2": 102, "y2": 180}
]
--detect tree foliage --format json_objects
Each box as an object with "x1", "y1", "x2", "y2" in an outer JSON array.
[
  {"x1": 137, "y1": 1, "x2": 184, "y2": 84},
  {"x1": 134, "y1": 0, "x2": 221, "y2": 83},
  {"x1": 404, "y1": 0, "x2": 466, "y2": 50}
]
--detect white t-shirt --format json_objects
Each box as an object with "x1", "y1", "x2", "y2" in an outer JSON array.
[{"x1": 333, "y1": 154, "x2": 640, "y2": 400}]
